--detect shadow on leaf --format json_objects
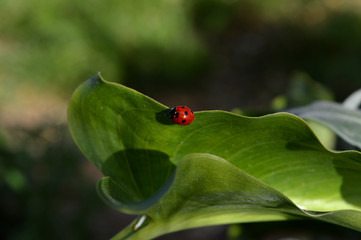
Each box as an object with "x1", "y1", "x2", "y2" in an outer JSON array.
[
  {"x1": 156, "y1": 109, "x2": 175, "y2": 125},
  {"x1": 334, "y1": 153, "x2": 361, "y2": 208},
  {"x1": 100, "y1": 149, "x2": 176, "y2": 205}
]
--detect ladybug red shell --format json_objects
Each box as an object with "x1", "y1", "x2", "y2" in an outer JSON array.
[{"x1": 168, "y1": 106, "x2": 195, "y2": 125}]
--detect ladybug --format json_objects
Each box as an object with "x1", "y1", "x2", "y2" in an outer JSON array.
[{"x1": 168, "y1": 106, "x2": 195, "y2": 125}]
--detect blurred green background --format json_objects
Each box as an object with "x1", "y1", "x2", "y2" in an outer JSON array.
[{"x1": 1, "y1": 0, "x2": 361, "y2": 239}]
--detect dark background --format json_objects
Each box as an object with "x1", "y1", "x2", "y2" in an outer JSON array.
[{"x1": 1, "y1": 0, "x2": 361, "y2": 239}]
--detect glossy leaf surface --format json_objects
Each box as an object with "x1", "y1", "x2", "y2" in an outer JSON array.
[{"x1": 68, "y1": 74, "x2": 361, "y2": 239}]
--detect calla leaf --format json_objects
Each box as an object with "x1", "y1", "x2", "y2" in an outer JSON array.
[
  {"x1": 289, "y1": 101, "x2": 361, "y2": 148},
  {"x1": 68, "y1": 74, "x2": 361, "y2": 239}
]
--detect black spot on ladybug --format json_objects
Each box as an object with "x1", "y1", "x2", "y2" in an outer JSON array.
[
  {"x1": 184, "y1": 111, "x2": 188, "y2": 116},
  {"x1": 181, "y1": 106, "x2": 185, "y2": 108},
  {"x1": 182, "y1": 120, "x2": 186, "y2": 123},
  {"x1": 175, "y1": 112, "x2": 179, "y2": 118}
]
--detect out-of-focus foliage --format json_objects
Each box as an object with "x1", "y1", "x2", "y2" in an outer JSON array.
[
  {"x1": 1, "y1": 0, "x2": 361, "y2": 99},
  {"x1": 290, "y1": 99, "x2": 361, "y2": 149},
  {"x1": 0, "y1": 124, "x2": 134, "y2": 240},
  {"x1": 0, "y1": 0, "x2": 206, "y2": 94}
]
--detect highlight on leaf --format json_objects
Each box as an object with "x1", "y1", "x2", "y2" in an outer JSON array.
[{"x1": 67, "y1": 74, "x2": 361, "y2": 239}]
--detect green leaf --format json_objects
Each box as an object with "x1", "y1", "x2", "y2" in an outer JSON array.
[
  {"x1": 305, "y1": 120, "x2": 336, "y2": 150},
  {"x1": 109, "y1": 153, "x2": 361, "y2": 240},
  {"x1": 289, "y1": 101, "x2": 361, "y2": 148},
  {"x1": 68, "y1": 74, "x2": 361, "y2": 239}
]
